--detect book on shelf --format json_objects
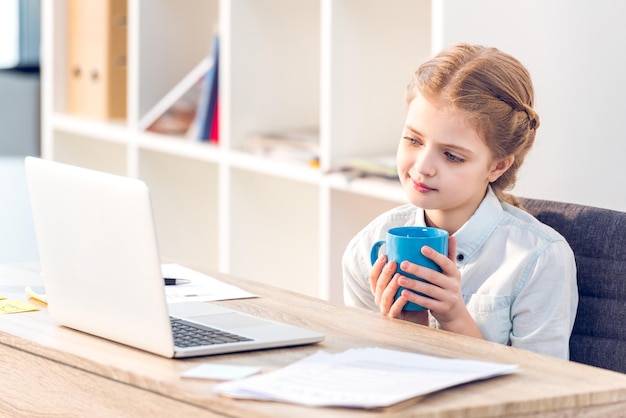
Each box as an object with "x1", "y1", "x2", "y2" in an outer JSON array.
[
  {"x1": 67, "y1": 0, "x2": 127, "y2": 120},
  {"x1": 243, "y1": 127, "x2": 320, "y2": 168},
  {"x1": 193, "y1": 34, "x2": 219, "y2": 143},
  {"x1": 333, "y1": 155, "x2": 399, "y2": 180},
  {"x1": 139, "y1": 57, "x2": 210, "y2": 137}
]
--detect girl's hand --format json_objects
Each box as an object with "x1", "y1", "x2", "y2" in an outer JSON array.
[
  {"x1": 395, "y1": 236, "x2": 483, "y2": 338},
  {"x1": 369, "y1": 254, "x2": 428, "y2": 325}
]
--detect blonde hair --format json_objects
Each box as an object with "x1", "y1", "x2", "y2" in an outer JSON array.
[{"x1": 408, "y1": 43, "x2": 539, "y2": 207}]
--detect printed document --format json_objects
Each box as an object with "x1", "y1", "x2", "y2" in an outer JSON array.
[{"x1": 214, "y1": 347, "x2": 517, "y2": 409}]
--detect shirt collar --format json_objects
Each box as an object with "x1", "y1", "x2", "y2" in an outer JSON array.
[
  {"x1": 454, "y1": 187, "x2": 503, "y2": 264},
  {"x1": 414, "y1": 207, "x2": 427, "y2": 227},
  {"x1": 413, "y1": 187, "x2": 503, "y2": 264}
]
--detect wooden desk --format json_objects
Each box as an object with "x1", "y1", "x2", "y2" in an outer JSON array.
[{"x1": 1, "y1": 264, "x2": 626, "y2": 417}]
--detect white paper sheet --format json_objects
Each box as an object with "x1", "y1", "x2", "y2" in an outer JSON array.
[
  {"x1": 181, "y1": 363, "x2": 261, "y2": 380},
  {"x1": 214, "y1": 348, "x2": 517, "y2": 409},
  {"x1": 162, "y1": 264, "x2": 256, "y2": 303}
]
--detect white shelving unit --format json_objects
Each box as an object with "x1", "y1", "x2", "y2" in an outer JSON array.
[{"x1": 41, "y1": 0, "x2": 431, "y2": 302}]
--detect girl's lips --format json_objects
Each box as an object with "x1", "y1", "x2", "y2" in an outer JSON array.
[{"x1": 413, "y1": 181, "x2": 437, "y2": 193}]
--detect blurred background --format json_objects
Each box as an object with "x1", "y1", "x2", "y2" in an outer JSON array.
[
  {"x1": 0, "y1": 0, "x2": 40, "y2": 264},
  {"x1": 0, "y1": 0, "x2": 626, "y2": 284}
]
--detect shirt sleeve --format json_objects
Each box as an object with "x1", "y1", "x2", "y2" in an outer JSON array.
[
  {"x1": 342, "y1": 232, "x2": 379, "y2": 311},
  {"x1": 509, "y1": 239, "x2": 578, "y2": 359}
]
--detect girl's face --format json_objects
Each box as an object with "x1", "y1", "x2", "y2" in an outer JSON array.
[{"x1": 397, "y1": 93, "x2": 512, "y2": 232}]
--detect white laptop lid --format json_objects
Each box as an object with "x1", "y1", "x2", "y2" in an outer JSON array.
[
  {"x1": 26, "y1": 157, "x2": 176, "y2": 357},
  {"x1": 25, "y1": 157, "x2": 324, "y2": 358}
]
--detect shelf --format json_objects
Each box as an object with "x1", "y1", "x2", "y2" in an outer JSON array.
[
  {"x1": 228, "y1": 167, "x2": 320, "y2": 297},
  {"x1": 325, "y1": 173, "x2": 406, "y2": 204},
  {"x1": 227, "y1": 150, "x2": 322, "y2": 184},
  {"x1": 134, "y1": 0, "x2": 219, "y2": 120},
  {"x1": 320, "y1": 0, "x2": 431, "y2": 170},
  {"x1": 224, "y1": 0, "x2": 320, "y2": 151},
  {"x1": 138, "y1": 149, "x2": 220, "y2": 273},
  {"x1": 324, "y1": 188, "x2": 401, "y2": 302},
  {"x1": 42, "y1": 0, "x2": 433, "y2": 301},
  {"x1": 137, "y1": 133, "x2": 222, "y2": 164},
  {"x1": 52, "y1": 113, "x2": 128, "y2": 144},
  {"x1": 50, "y1": 131, "x2": 128, "y2": 176}
]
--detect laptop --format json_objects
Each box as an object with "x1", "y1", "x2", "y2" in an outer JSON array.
[{"x1": 25, "y1": 157, "x2": 324, "y2": 358}]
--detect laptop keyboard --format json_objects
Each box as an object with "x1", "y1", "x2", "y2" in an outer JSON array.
[{"x1": 170, "y1": 317, "x2": 253, "y2": 348}]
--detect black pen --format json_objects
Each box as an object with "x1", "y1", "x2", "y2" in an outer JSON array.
[{"x1": 164, "y1": 278, "x2": 191, "y2": 286}]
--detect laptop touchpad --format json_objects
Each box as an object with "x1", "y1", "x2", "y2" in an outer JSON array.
[
  {"x1": 169, "y1": 301, "x2": 232, "y2": 317},
  {"x1": 193, "y1": 313, "x2": 271, "y2": 329}
]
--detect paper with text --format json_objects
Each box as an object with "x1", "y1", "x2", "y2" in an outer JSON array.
[
  {"x1": 214, "y1": 348, "x2": 517, "y2": 409},
  {"x1": 162, "y1": 264, "x2": 256, "y2": 303}
]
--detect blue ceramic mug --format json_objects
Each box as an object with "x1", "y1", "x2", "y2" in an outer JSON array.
[{"x1": 370, "y1": 226, "x2": 449, "y2": 311}]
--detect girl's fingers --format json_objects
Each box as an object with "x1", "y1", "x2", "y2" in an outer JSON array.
[
  {"x1": 379, "y1": 272, "x2": 402, "y2": 312},
  {"x1": 447, "y1": 236, "x2": 457, "y2": 262},
  {"x1": 420, "y1": 246, "x2": 458, "y2": 277},
  {"x1": 369, "y1": 254, "x2": 387, "y2": 294}
]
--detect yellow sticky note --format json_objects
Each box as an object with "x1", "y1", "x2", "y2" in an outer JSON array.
[{"x1": 0, "y1": 300, "x2": 39, "y2": 314}]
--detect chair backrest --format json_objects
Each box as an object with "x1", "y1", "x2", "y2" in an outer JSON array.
[{"x1": 520, "y1": 197, "x2": 626, "y2": 374}]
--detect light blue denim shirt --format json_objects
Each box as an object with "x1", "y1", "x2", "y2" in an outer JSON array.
[{"x1": 342, "y1": 188, "x2": 578, "y2": 359}]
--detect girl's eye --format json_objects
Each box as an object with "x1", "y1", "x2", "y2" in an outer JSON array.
[
  {"x1": 403, "y1": 136, "x2": 421, "y2": 146},
  {"x1": 444, "y1": 151, "x2": 465, "y2": 163}
]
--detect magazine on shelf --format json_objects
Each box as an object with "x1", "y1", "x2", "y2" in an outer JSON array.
[
  {"x1": 243, "y1": 127, "x2": 320, "y2": 167},
  {"x1": 333, "y1": 155, "x2": 399, "y2": 180}
]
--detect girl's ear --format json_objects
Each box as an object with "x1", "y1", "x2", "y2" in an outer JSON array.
[{"x1": 488, "y1": 155, "x2": 515, "y2": 182}]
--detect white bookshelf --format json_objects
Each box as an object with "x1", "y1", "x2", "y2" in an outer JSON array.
[{"x1": 41, "y1": 0, "x2": 431, "y2": 302}]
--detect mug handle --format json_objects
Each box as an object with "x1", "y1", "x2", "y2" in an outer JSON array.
[{"x1": 370, "y1": 240, "x2": 385, "y2": 265}]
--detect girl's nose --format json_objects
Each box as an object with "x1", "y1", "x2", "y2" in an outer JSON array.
[{"x1": 414, "y1": 148, "x2": 437, "y2": 177}]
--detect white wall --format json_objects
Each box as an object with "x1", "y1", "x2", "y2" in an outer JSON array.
[{"x1": 436, "y1": 0, "x2": 626, "y2": 211}]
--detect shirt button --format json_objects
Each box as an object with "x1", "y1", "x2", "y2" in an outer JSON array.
[{"x1": 456, "y1": 254, "x2": 465, "y2": 262}]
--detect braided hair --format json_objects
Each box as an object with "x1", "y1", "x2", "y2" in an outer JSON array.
[{"x1": 407, "y1": 43, "x2": 539, "y2": 208}]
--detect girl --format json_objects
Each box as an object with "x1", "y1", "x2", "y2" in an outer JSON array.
[{"x1": 342, "y1": 43, "x2": 578, "y2": 359}]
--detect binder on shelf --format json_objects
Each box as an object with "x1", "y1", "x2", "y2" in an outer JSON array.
[
  {"x1": 193, "y1": 34, "x2": 220, "y2": 143},
  {"x1": 67, "y1": 0, "x2": 127, "y2": 120},
  {"x1": 139, "y1": 57, "x2": 210, "y2": 137}
]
